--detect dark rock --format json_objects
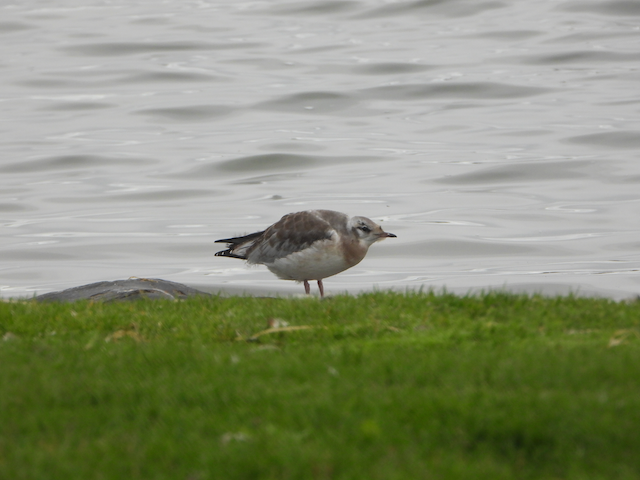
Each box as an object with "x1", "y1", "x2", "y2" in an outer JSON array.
[{"x1": 34, "y1": 278, "x2": 210, "y2": 303}]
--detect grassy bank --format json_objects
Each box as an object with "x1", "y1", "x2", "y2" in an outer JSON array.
[{"x1": 1, "y1": 291, "x2": 640, "y2": 479}]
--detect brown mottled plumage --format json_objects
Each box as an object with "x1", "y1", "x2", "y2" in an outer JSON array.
[{"x1": 215, "y1": 210, "x2": 396, "y2": 296}]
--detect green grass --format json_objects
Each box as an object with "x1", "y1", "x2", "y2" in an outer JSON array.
[{"x1": 1, "y1": 291, "x2": 640, "y2": 479}]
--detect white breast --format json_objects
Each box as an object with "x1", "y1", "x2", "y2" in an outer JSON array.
[{"x1": 264, "y1": 240, "x2": 354, "y2": 281}]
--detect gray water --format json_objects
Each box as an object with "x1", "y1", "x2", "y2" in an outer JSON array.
[{"x1": 1, "y1": 0, "x2": 639, "y2": 299}]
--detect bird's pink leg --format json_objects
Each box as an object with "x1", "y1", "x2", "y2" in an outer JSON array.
[
  {"x1": 317, "y1": 280, "x2": 324, "y2": 298},
  {"x1": 303, "y1": 280, "x2": 311, "y2": 295}
]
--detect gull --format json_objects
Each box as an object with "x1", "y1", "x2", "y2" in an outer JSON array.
[{"x1": 214, "y1": 209, "x2": 396, "y2": 297}]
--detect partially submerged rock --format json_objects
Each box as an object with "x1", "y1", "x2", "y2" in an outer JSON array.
[{"x1": 34, "y1": 278, "x2": 210, "y2": 303}]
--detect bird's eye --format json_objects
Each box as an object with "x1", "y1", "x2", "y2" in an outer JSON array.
[{"x1": 358, "y1": 225, "x2": 371, "y2": 233}]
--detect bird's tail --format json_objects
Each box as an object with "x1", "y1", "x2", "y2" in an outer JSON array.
[{"x1": 214, "y1": 230, "x2": 265, "y2": 260}]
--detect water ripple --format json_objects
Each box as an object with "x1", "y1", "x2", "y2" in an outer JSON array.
[
  {"x1": 61, "y1": 41, "x2": 258, "y2": 57},
  {"x1": 563, "y1": 131, "x2": 640, "y2": 149},
  {"x1": 361, "y1": 82, "x2": 554, "y2": 100}
]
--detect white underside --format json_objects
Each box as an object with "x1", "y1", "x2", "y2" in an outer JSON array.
[{"x1": 264, "y1": 240, "x2": 354, "y2": 281}]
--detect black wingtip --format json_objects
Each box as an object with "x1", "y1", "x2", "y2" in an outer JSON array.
[
  {"x1": 214, "y1": 250, "x2": 246, "y2": 260},
  {"x1": 214, "y1": 230, "x2": 265, "y2": 246}
]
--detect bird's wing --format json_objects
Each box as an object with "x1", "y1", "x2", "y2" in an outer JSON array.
[
  {"x1": 214, "y1": 230, "x2": 265, "y2": 259},
  {"x1": 245, "y1": 210, "x2": 344, "y2": 264}
]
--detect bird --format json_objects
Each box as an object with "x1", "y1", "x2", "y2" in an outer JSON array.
[{"x1": 214, "y1": 209, "x2": 396, "y2": 297}]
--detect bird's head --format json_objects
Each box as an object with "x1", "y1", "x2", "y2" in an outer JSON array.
[{"x1": 350, "y1": 216, "x2": 397, "y2": 246}]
